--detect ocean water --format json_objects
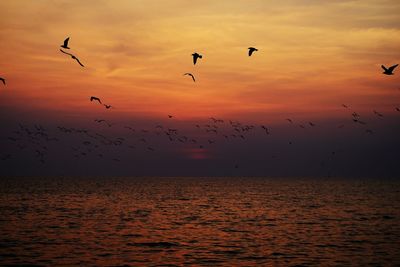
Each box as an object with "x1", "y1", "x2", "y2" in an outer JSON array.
[{"x1": 0, "y1": 177, "x2": 399, "y2": 266}]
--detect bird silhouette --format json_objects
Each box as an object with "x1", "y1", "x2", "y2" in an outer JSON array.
[
  {"x1": 373, "y1": 110, "x2": 383, "y2": 117},
  {"x1": 0, "y1": 77, "x2": 5, "y2": 85},
  {"x1": 248, "y1": 47, "x2": 258, "y2": 56},
  {"x1": 342, "y1": 104, "x2": 349, "y2": 108},
  {"x1": 192, "y1": 52, "x2": 202, "y2": 65},
  {"x1": 60, "y1": 37, "x2": 70, "y2": 49},
  {"x1": 168, "y1": 115, "x2": 173, "y2": 118},
  {"x1": 286, "y1": 118, "x2": 293, "y2": 123},
  {"x1": 104, "y1": 104, "x2": 113, "y2": 109},
  {"x1": 60, "y1": 49, "x2": 84, "y2": 67},
  {"x1": 90, "y1": 96, "x2": 102, "y2": 104},
  {"x1": 381, "y1": 64, "x2": 398, "y2": 75},
  {"x1": 184, "y1": 73, "x2": 196, "y2": 82}
]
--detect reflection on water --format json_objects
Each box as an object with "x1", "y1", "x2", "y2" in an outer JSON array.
[{"x1": 0, "y1": 177, "x2": 399, "y2": 266}]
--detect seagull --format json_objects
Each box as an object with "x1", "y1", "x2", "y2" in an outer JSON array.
[
  {"x1": 90, "y1": 96, "x2": 102, "y2": 104},
  {"x1": 381, "y1": 64, "x2": 398, "y2": 75},
  {"x1": 0, "y1": 77, "x2": 5, "y2": 85},
  {"x1": 248, "y1": 47, "x2": 258, "y2": 56},
  {"x1": 104, "y1": 104, "x2": 113, "y2": 109},
  {"x1": 192, "y1": 52, "x2": 202, "y2": 65},
  {"x1": 373, "y1": 110, "x2": 383, "y2": 117},
  {"x1": 184, "y1": 73, "x2": 195, "y2": 82},
  {"x1": 60, "y1": 49, "x2": 84, "y2": 67},
  {"x1": 60, "y1": 37, "x2": 70, "y2": 49}
]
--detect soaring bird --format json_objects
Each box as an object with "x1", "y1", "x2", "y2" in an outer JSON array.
[
  {"x1": 248, "y1": 47, "x2": 258, "y2": 56},
  {"x1": 90, "y1": 96, "x2": 102, "y2": 104},
  {"x1": 184, "y1": 73, "x2": 195, "y2": 82},
  {"x1": 104, "y1": 104, "x2": 113, "y2": 109},
  {"x1": 381, "y1": 64, "x2": 398, "y2": 75},
  {"x1": 0, "y1": 77, "x2": 5, "y2": 85},
  {"x1": 60, "y1": 49, "x2": 84, "y2": 67},
  {"x1": 192, "y1": 52, "x2": 202, "y2": 65},
  {"x1": 373, "y1": 110, "x2": 383, "y2": 117},
  {"x1": 342, "y1": 104, "x2": 349, "y2": 108},
  {"x1": 60, "y1": 37, "x2": 70, "y2": 49},
  {"x1": 286, "y1": 118, "x2": 293, "y2": 123}
]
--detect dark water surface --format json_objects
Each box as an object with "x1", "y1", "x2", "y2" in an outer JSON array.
[{"x1": 0, "y1": 177, "x2": 399, "y2": 266}]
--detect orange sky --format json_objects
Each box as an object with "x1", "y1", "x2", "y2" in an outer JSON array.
[{"x1": 1, "y1": 0, "x2": 400, "y2": 123}]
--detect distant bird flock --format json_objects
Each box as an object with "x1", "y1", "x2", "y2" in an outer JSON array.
[{"x1": 0, "y1": 35, "x2": 399, "y2": 172}]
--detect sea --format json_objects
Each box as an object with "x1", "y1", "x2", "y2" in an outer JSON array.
[{"x1": 0, "y1": 177, "x2": 399, "y2": 266}]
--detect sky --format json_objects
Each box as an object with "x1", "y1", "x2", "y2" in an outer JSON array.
[{"x1": 0, "y1": 0, "x2": 399, "y2": 177}]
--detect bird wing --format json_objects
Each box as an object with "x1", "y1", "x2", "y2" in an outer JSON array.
[
  {"x1": 193, "y1": 55, "x2": 197, "y2": 65},
  {"x1": 191, "y1": 74, "x2": 195, "y2": 82},
  {"x1": 248, "y1": 49, "x2": 253, "y2": 56},
  {"x1": 388, "y1": 64, "x2": 399, "y2": 72},
  {"x1": 0, "y1": 78, "x2": 5, "y2": 85},
  {"x1": 60, "y1": 49, "x2": 73, "y2": 57},
  {"x1": 63, "y1": 37, "x2": 69, "y2": 46},
  {"x1": 74, "y1": 57, "x2": 84, "y2": 67},
  {"x1": 381, "y1": 65, "x2": 388, "y2": 71}
]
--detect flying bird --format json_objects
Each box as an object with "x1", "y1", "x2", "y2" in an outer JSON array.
[
  {"x1": 342, "y1": 104, "x2": 349, "y2": 108},
  {"x1": 248, "y1": 47, "x2": 258, "y2": 56},
  {"x1": 373, "y1": 110, "x2": 383, "y2": 117},
  {"x1": 192, "y1": 52, "x2": 202, "y2": 65},
  {"x1": 168, "y1": 115, "x2": 173, "y2": 118},
  {"x1": 60, "y1": 37, "x2": 70, "y2": 49},
  {"x1": 60, "y1": 49, "x2": 84, "y2": 67},
  {"x1": 286, "y1": 119, "x2": 293, "y2": 123},
  {"x1": 0, "y1": 77, "x2": 5, "y2": 85},
  {"x1": 90, "y1": 96, "x2": 102, "y2": 104},
  {"x1": 104, "y1": 104, "x2": 113, "y2": 109},
  {"x1": 184, "y1": 73, "x2": 196, "y2": 82},
  {"x1": 381, "y1": 64, "x2": 398, "y2": 75}
]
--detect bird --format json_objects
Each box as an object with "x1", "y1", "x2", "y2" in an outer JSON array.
[
  {"x1": 60, "y1": 49, "x2": 84, "y2": 67},
  {"x1": 381, "y1": 64, "x2": 398, "y2": 75},
  {"x1": 168, "y1": 115, "x2": 173, "y2": 118},
  {"x1": 373, "y1": 110, "x2": 383, "y2": 117},
  {"x1": 104, "y1": 104, "x2": 113, "y2": 109},
  {"x1": 90, "y1": 96, "x2": 102, "y2": 104},
  {"x1": 60, "y1": 37, "x2": 70, "y2": 49},
  {"x1": 248, "y1": 47, "x2": 258, "y2": 56},
  {"x1": 184, "y1": 73, "x2": 195, "y2": 82},
  {"x1": 309, "y1": 122, "x2": 316, "y2": 127},
  {"x1": 342, "y1": 104, "x2": 349, "y2": 108},
  {"x1": 286, "y1": 119, "x2": 293, "y2": 123},
  {"x1": 0, "y1": 77, "x2": 5, "y2": 85},
  {"x1": 192, "y1": 52, "x2": 202, "y2": 65}
]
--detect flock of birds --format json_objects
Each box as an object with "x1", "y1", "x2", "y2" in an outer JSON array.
[{"x1": 0, "y1": 36, "x2": 399, "y2": 173}]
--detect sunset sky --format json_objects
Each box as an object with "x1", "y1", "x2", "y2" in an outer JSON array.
[{"x1": 1, "y1": 1, "x2": 399, "y2": 176}]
